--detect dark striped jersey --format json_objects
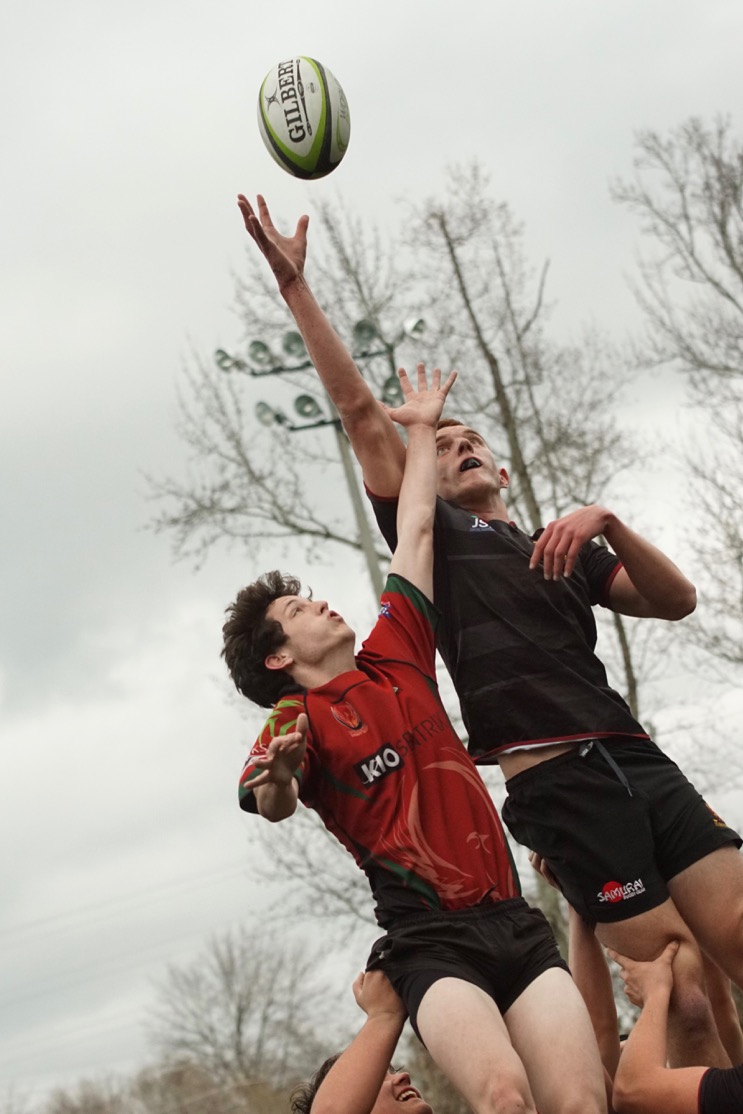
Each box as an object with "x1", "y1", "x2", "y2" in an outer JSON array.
[
  {"x1": 239, "y1": 575, "x2": 520, "y2": 927},
  {"x1": 369, "y1": 495, "x2": 648, "y2": 761},
  {"x1": 699, "y1": 1063, "x2": 743, "y2": 1112}
]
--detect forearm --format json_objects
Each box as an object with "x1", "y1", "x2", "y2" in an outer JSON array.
[
  {"x1": 568, "y1": 907, "x2": 621, "y2": 1078},
  {"x1": 253, "y1": 780, "x2": 298, "y2": 822},
  {"x1": 282, "y1": 277, "x2": 371, "y2": 413},
  {"x1": 604, "y1": 512, "x2": 696, "y2": 619},
  {"x1": 613, "y1": 986, "x2": 673, "y2": 1106},
  {"x1": 282, "y1": 277, "x2": 405, "y2": 495},
  {"x1": 389, "y1": 422, "x2": 436, "y2": 596},
  {"x1": 313, "y1": 1014, "x2": 405, "y2": 1114},
  {"x1": 398, "y1": 422, "x2": 436, "y2": 534}
]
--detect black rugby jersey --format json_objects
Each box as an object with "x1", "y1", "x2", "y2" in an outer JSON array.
[
  {"x1": 369, "y1": 494, "x2": 648, "y2": 761},
  {"x1": 699, "y1": 1062, "x2": 743, "y2": 1112}
]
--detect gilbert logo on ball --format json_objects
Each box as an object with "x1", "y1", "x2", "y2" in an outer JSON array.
[{"x1": 257, "y1": 57, "x2": 350, "y2": 179}]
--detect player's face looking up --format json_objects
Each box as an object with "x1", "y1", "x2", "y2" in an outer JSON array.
[
  {"x1": 263, "y1": 594, "x2": 354, "y2": 669},
  {"x1": 434, "y1": 424, "x2": 508, "y2": 508},
  {"x1": 370, "y1": 1071, "x2": 433, "y2": 1114}
]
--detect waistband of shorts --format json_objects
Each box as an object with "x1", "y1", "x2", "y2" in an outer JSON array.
[
  {"x1": 387, "y1": 895, "x2": 528, "y2": 931},
  {"x1": 504, "y1": 734, "x2": 654, "y2": 791}
]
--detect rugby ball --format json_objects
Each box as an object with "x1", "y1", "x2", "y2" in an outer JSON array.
[{"x1": 257, "y1": 57, "x2": 351, "y2": 179}]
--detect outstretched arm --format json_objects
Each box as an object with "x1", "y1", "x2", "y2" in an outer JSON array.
[
  {"x1": 237, "y1": 194, "x2": 405, "y2": 497},
  {"x1": 608, "y1": 942, "x2": 706, "y2": 1114},
  {"x1": 529, "y1": 505, "x2": 696, "y2": 620},
  {"x1": 250, "y1": 713, "x2": 307, "y2": 822},
  {"x1": 312, "y1": 971, "x2": 407, "y2": 1114},
  {"x1": 387, "y1": 364, "x2": 457, "y2": 600}
]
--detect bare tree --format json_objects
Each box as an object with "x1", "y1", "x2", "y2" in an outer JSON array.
[
  {"x1": 0, "y1": 1091, "x2": 31, "y2": 1114},
  {"x1": 612, "y1": 116, "x2": 743, "y2": 671},
  {"x1": 129, "y1": 1060, "x2": 285, "y2": 1114},
  {"x1": 149, "y1": 927, "x2": 335, "y2": 1094},
  {"x1": 38, "y1": 1059, "x2": 291, "y2": 1114},
  {"x1": 245, "y1": 807, "x2": 374, "y2": 943},
  {"x1": 42, "y1": 1081, "x2": 127, "y2": 1114}
]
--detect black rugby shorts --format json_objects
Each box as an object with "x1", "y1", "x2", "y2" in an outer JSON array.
[
  {"x1": 366, "y1": 897, "x2": 568, "y2": 1039},
  {"x1": 502, "y1": 738, "x2": 741, "y2": 923}
]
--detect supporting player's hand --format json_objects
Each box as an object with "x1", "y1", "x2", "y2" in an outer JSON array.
[
  {"x1": 353, "y1": 970, "x2": 408, "y2": 1024},
  {"x1": 237, "y1": 193, "x2": 308, "y2": 292},
  {"x1": 606, "y1": 940, "x2": 679, "y2": 1009},
  {"x1": 528, "y1": 850, "x2": 561, "y2": 891},
  {"x1": 530, "y1": 504, "x2": 613, "y2": 580},
  {"x1": 248, "y1": 713, "x2": 308, "y2": 789},
  {"x1": 386, "y1": 363, "x2": 457, "y2": 430}
]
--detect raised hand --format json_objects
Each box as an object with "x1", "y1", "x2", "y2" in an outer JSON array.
[
  {"x1": 386, "y1": 363, "x2": 457, "y2": 431},
  {"x1": 237, "y1": 193, "x2": 309, "y2": 292}
]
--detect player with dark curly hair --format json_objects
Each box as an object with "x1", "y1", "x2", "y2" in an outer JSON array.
[{"x1": 224, "y1": 366, "x2": 608, "y2": 1114}]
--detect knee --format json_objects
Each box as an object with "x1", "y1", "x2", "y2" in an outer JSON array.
[
  {"x1": 481, "y1": 1077, "x2": 535, "y2": 1114},
  {"x1": 549, "y1": 1090, "x2": 607, "y2": 1114},
  {"x1": 669, "y1": 977, "x2": 718, "y2": 1037}
]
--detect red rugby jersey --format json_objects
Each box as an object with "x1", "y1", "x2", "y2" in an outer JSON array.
[{"x1": 239, "y1": 575, "x2": 520, "y2": 927}]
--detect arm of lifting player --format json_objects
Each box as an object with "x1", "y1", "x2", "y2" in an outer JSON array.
[
  {"x1": 609, "y1": 942, "x2": 706, "y2": 1114},
  {"x1": 312, "y1": 971, "x2": 408, "y2": 1114}
]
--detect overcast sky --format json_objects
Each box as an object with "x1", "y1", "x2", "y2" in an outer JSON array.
[{"x1": 3, "y1": 0, "x2": 742, "y2": 1103}]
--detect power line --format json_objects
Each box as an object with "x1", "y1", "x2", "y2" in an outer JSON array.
[{"x1": 0, "y1": 860, "x2": 252, "y2": 943}]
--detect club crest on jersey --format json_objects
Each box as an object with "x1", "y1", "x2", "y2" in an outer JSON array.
[
  {"x1": 705, "y1": 802, "x2": 729, "y2": 829},
  {"x1": 470, "y1": 515, "x2": 492, "y2": 531},
  {"x1": 331, "y1": 700, "x2": 368, "y2": 736},
  {"x1": 355, "y1": 744, "x2": 404, "y2": 786}
]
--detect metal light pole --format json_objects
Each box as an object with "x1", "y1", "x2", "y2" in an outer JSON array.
[{"x1": 215, "y1": 319, "x2": 424, "y2": 602}]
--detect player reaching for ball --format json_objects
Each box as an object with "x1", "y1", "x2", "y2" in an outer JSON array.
[
  {"x1": 223, "y1": 366, "x2": 609, "y2": 1114},
  {"x1": 237, "y1": 193, "x2": 743, "y2": 1071}
]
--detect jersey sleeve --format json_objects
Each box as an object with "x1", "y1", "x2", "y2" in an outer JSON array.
[
  {"x1": 699, "y1": 1063, "x2": 743, "y2": 1113},
  {"x1": 359, "y1": 573, "x2": 439, "y2": 679},
  {"x1": 238, "y1": 695, "x2": 315, "y2": 815},
  {"x1": 366, "y1": 487, "x2": 398, "y2": 553},
  {"x1": 577, "y1": 538, "x2": 623, "y2": 607}
]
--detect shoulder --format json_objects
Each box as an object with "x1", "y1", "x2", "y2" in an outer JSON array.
[
  {"x1": 359, "y1": 574, "x2": 439, "y2": 672},
  {"x1": 256, "y1": 695, "x2": 307, "y2": 748},
  {"x1": 381, "y1": 573, "x2": 438, "y2": 623}
]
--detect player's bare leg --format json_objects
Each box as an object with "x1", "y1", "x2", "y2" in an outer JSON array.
[
  {"x1": 596, "y1": 898, "x2": 730, "y2": 1068},
  {"x1": 416, "y1": 977, "x2": 538, "y2": 1114},
  {"x1": 505, "y1": 968, "x2": 608, "y2": 1114},
  {"x1": 701, "y1": 950, "x2": 743, "y2": 1064},
  {"x1": 667, "y1": 845, "x2": 743, "y2": 992}
]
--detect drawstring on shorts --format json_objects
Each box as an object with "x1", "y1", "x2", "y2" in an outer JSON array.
[{"x1": 579, "y1": 739, "x2": 633, "y2": 797}]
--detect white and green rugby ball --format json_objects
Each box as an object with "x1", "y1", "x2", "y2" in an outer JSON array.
[{"x1": 257, "y1": 57, "x2": 351, "y2": 179}]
